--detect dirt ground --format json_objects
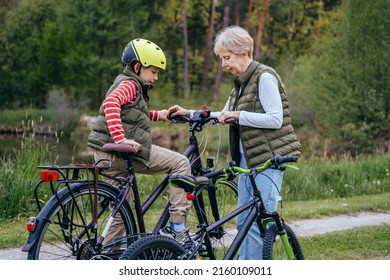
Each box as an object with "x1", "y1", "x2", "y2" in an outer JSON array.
[{"x1": 1, "y1": 211, "x2": 389, "y2": 260}]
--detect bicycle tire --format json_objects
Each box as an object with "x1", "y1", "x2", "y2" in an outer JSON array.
[
  {"x1": 27, "y1": 182, "x2": 136, "y2": 260},
  {"x1": 119, "y1": 234, "x2": 185, "y2": 260},
  {"x1": 262, "y1": 222, "x2": 304, "y2": 260},
  {"x1": 187, "y1": 179, "x2": 238, "y2": 259}
]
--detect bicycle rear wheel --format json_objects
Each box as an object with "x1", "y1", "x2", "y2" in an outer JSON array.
[
  {"x1": 262, "y1": 222, "x2": 304, "y2": 260},
  {"x1": 187, "y1": 179, "x2": 238, "y2": 259},
  {"x1": 27, "y1": 182, "x2": 136, "y2": 260},
  {"x1": 119, "y1": 235, "x2": 185, "y2": 260}
]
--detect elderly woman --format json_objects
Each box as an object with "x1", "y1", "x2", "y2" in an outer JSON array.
[{"x1": 169, "y1": 26, "x2": 302, "y2": 259}]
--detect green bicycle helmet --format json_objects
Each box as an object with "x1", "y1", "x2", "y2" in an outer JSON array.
[{"x1": 121, "y1": 38, "x2": 166, "y2": 70}]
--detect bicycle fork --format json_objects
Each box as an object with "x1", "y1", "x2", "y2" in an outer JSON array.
[
  {"x1": 250, "y1": 170, "x2": 295, "y2": 260},
  {"x1": 259, "y1": 212, "x2": 295, "y2": 260}
]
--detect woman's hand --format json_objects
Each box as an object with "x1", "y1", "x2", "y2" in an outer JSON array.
[{"x1": 218, "y1": 111, "x2": 240, "y2": 125}]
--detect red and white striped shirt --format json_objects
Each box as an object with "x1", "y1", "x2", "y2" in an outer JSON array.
[{"x1": 103, "y1": 80, "x2": 159, "y2": 143}]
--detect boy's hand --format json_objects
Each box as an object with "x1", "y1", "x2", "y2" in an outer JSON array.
[
  {"x1": 168, "y1": 105, "x2": 190, "y2": 118},
  {"x1": 122, "y1": 139, "x2": 143, "y2": 152},
  {"x1": 158, "y1": 109, "x2": 170, "y2": 122}
]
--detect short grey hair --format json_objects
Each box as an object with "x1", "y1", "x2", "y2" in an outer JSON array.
[{"x1": 214, "y1": 26, "x2": 253, "y2": 58}]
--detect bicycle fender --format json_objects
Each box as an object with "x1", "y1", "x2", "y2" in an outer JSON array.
[{"x1": 22, "y1": 181, "x2": 119, "y2": 252}]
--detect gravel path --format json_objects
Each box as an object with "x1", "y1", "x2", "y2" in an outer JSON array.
[{"x1": 1, "y1": 211, "x2": 389, "y2": 260}]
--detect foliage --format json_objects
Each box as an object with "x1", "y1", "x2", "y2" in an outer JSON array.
[
  {"x1": 0, "y1": 0, "x2": 389, "y2": 155},
  {"x1": 287, "y1": 0, "x2": 390, "y2": 155},
  {"x1": 0, "y1": 0, "x2": 337, "y2": 106}
]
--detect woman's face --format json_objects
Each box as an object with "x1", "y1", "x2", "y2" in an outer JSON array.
[{"x1": 219, "y1": 50, "x2": 250, "y2": 77}]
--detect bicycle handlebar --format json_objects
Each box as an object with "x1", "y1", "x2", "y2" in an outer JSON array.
[
  {"x1": 169, "y1": 109, "x2": 218, "y2": 132},
  {"x1": 203, "y1": 155, "x2": 298, "y2": 181}
]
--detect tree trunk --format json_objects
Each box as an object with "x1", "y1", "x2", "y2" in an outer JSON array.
[
  {"x1": 244, "y1": 0, "x2": 254, "y2": 30},
  {"x1": 182, "y1": 0, "x2": 189, "y2": 99},
  {"x1": 200, "y1": 0, "x2": 216, "y2": 99},
  {"x1": 212, "y1": 0, "x2": 230, "y2": 105},
  {"x1": 234, "y1": 0, "x2": 240, "y2": 25},
  {"x1": 254, "y1": 0, "x2": 268, "y2": 60}
]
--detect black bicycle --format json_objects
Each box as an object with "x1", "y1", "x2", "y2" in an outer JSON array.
[
  {"x1": 120, "y1": 155, "x2": 304, "y2": 260},
  {"x1": 22, "y1": 109, "x2": 238, "y2": 260}
]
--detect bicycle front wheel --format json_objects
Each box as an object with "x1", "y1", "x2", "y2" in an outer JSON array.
[
  {"x1": 262, "y1": 222, "x2": 304, "y2": 260},
  {"x1": 27, "y1": 182, "x2": 136, "y2": 260},
  {"x1": 119, "y1": 235, "x2": 185, "y2": 260},
  {"x1": 187, "y1": 179, "x2": 238, "y2": 259}
]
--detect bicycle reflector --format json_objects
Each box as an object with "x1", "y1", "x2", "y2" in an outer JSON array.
[
  {"x1": 186, "y1": 192, "x2": 195, "y2": 201},
  {"x1": 27, "y1": 217, "x2": 36, "y2": 232},
  {"x1": 40, "y1": 170, "x2": 58, "y2": 182}
]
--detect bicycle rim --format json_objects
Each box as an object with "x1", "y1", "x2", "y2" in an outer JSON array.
[
  {"x1": 187, "y1": 180, "x2": 238, "y2": 259},
  {"x1": 262, "y1": 222, "x2": 304, "y2": 260},
  {"x1": 27, "y1": 183, "x2": 136, "y2": 260}
]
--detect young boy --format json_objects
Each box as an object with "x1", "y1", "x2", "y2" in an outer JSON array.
[{"x1": 87, "y1": 38, "x2": 191, "y2": 243}]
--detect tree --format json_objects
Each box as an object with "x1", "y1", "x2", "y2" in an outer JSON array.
[
  {"x1": 290, "y1": 0, "x2": 390, "y2": 155},
  {"x1": 254, "y1": 0, "x2": 268, "y2": 60},
  {"x1": 244, "y1": 0, "x2": 254, "y2": 30},
  {"x1": 0, "y1": 0, "x2": 58, "y2": 108},
  {"x1": 212, "y1": 0, "x2": 230, "y2": 104},
  {"x1": 200, "y1": 0, "x2": 216, "y2": 98},
  {"x1": 181, "y1": 0, "x2": 189, "y2": 99}
]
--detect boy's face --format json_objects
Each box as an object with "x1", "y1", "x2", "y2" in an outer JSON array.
[{"x1": 139, "y1": 66, "x2": 160, "y2": 84}]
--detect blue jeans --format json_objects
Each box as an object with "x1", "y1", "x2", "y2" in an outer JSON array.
[{"x1": 237, "y1": 153, "x2": 284, "y2": 260}]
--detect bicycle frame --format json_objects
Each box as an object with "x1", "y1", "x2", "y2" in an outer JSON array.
[
  {"x1": 22, "y1": 110, "x2": 229, "y2": 255},
  {"x1": 134, "y1": 112, "x2": 224, "y2": 234}
]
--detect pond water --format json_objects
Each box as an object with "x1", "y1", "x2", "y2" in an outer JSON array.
[{"x1": 0, "y1": 131, "x2": 94, "y2": 165}]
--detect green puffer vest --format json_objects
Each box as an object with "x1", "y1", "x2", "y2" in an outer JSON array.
[
  {"x1": 229, "y1": 61, "x2": 302, "y2": 168},
  {"x1": 87, "y1": 68, "x2": 152, "y2": 166}
]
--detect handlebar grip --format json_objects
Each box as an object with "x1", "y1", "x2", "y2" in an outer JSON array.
[{"x1": 271, "y1": 155, "x2": 298, "y2": 167}]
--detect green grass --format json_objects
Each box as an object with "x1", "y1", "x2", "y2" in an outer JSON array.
[
  {"x1": 284, "y1": 154, "x2": 390, "y2": 201},
  {"x1": 0, "y1": 109, "x2": 52, "y2": 125},
  {"x1": 301, "y1": 225, "x2": 390, "y2": 259},
  {"x1": 280, "y1": 192, "x2": 390, "y2": 220}
]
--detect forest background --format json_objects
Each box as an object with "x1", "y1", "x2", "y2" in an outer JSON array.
[{"x1": 1, "y1": 0, "x2": 389, "y2": 157}]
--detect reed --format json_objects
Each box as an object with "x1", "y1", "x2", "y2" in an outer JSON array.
[{"x1": 0, "y1": 132, "x2": 55, "y2": 219}]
